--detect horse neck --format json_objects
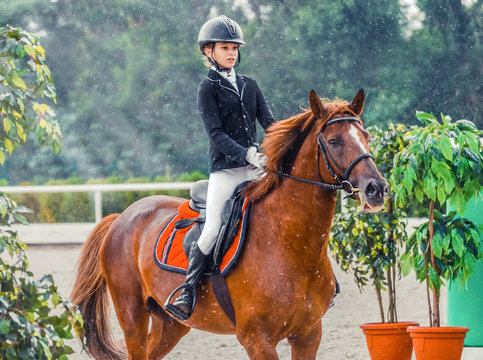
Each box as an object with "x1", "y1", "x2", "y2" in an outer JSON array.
[{"x1": 259, "y1": 134, "x2": 339, "y2": 266}]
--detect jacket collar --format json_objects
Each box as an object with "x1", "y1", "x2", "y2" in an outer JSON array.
[{"x1": 207, "y1": 69, "x2": 246, "y2": 95}]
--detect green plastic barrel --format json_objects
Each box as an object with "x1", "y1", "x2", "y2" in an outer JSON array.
[{"x1": 447, "y1": 193, "x2": 483, "y2": 346}]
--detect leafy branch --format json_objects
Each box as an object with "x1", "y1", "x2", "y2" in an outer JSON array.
[{"x1": 0, "y1": 25, "x2": 62, "y2": 164}]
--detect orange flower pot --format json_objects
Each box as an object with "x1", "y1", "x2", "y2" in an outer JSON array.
[
  {"x1": 407, "y1": 326, "x2": 468, "y2": 360},
  {"x1": 360, "y1": 321, "x2": 419, "y2": 360}
]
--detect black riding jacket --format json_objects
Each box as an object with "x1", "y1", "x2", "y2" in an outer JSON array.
[{"x1": 197, "y1": 69, "x2": 275, "y2": 173}]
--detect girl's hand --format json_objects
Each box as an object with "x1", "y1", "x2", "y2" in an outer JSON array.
[{"x1": 246, "y1": 146, "x2": 267, "y2": 169}]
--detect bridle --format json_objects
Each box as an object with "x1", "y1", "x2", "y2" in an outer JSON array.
[{"x1": 268, "y1": 116, "x2": 373, "y2": 195}]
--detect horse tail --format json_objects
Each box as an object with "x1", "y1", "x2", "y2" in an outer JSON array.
[{"x1": 70, "y1": 214, "x2": 126, "y2": 360}]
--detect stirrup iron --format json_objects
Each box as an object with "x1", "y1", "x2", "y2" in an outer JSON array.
[{"x1": 164, "y1": 284, "x2": 198, "y2": 321}]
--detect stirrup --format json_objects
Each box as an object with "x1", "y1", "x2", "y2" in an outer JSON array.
[{"x1": 164, "y1": 283, "x2": 197, "y2": 321}]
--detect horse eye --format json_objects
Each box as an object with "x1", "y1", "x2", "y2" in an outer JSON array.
[{"x1": 328, "y1": 138, "x2": 338, "y2": 147}]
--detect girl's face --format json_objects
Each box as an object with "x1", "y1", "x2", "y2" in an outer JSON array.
[{"x1": 205, "y1": 42, "x2": 239, "y2": 69}]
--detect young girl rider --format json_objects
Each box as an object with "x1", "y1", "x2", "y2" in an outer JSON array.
[{"x1": 165, "y1": 15, "x2": 275, "y2": 321}]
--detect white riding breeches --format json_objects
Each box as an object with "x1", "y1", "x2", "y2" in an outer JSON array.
[{"x1": 197, "y1": 165, "x2": 265, "y2": 255}]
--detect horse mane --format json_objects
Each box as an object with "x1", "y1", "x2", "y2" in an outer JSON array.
[{"x1": 245, "y1": 99, "x2": 353, "y2": 201}]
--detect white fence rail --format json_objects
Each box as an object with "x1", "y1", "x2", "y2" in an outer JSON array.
[{"x1": 0, "y1": 182, "x2": 194, "y2": 223}]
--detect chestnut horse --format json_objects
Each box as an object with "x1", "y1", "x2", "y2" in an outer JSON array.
[{"x1": 71, "y1": 89, "x2": 387, "y2": 360}]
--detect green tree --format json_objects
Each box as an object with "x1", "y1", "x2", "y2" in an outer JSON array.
[
  {"x1": 392, "y1": 111, "x2": 482, "y2": 327},
  {"x1": 0, "y1": 26, "x2": 83, "y2": 359}
]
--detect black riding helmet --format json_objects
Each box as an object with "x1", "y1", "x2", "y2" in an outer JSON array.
[{"x1": 198, "y1": 15, "x2": 245, "y2": 69}]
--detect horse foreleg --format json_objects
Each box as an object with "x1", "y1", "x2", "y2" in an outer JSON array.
[
  {"x1": 237, "y1": 329, "x2": 280, "y2": 360},
  {"x1": 287, "y1": 321, "x2": 322, "y2": 360},
  {"x1": 147, "y1": 310, "x2": 190, "y2": 359}
]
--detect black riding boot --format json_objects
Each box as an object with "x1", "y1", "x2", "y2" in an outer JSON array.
[{"x1": 165, "y1": 242, "x2": 208, "y2": 320}]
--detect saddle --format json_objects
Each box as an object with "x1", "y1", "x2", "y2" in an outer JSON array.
[
  {"x1": 179, "y1": 180, "x2": 250, "y2": 265},
  {"x1": 155, "y1": 180, "x2": 251, "y2": 324}
]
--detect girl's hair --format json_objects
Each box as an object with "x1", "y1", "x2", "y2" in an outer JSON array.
[
  {"x1": 201, "y1": 43, "x2": 213, "y2": 68},
  {"x1": 201, "y1": 42, "x2": 240, "y2": 69},
  {"x1": 200, "y1": 43, "x2": 211, "y2": 55}
]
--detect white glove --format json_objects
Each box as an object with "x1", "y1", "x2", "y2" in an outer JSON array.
[{"x1": 246, "y1": 146, "x2": 267, "y2": 169}]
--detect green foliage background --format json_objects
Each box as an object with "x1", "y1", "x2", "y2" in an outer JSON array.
[{"x1": 0, "y1": 0, "x2": 481, "y2": 184}]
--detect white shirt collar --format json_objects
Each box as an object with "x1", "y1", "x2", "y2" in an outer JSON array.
[
  {"x1": 212, "y1": 66, "x2": 236, "y2": 79},
  {"x1": 213, "y1": 66, "x2": 238, "y2": 92}
]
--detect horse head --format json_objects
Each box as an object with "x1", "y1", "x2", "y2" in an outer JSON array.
[
  {"x1": 246, "y1": 89, "x2": 387, "y2": 211},
  {"x1": 309, "y1": 89, "x2": 387, "y2": 212}
]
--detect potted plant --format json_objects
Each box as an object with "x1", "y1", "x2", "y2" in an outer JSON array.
[
  {"x1": 391, "y1": 112, "x2": 483, "y2": 360},
  {"x1": 330, "y1": 124, "x2": 418, "y2": 360}
]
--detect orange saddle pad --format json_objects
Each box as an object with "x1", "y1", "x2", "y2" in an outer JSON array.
[{"x1": 154, "y1": 199, "x2": 250, "y2": 275}]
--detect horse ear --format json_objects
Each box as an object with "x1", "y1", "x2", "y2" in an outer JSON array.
[
  {"x1": 349, "y1": 88, "x2": 365, "y2": 115},
  {"x1": 309, "y1": 90, "x2": 328, "y2": 118}
]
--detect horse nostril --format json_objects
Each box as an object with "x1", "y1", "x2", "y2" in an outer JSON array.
[
  {"x1": 364, "y1": 179, "x2": 387, "y2": 199},
  {"x1": 365, "y1": 182, "x2": 376, "y2": 198}
]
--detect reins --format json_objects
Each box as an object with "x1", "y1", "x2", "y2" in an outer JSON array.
[
  {"x1": 267, "y1": 116, "x2": 373, "y2": 195},
  {"x1": 267, "y1": 169, "x2": 347, "y2": 191}
]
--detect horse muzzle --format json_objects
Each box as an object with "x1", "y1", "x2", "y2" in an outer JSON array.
[{"x1": 358, "y1": 178, "x2": 388, "y2": 212}]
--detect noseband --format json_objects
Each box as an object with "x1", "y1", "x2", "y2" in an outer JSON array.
[{"x1": 268, "y1": 116, "x2": 373, "y2": 195}]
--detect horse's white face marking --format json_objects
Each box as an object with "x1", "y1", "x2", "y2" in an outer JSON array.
[{"x1": 349, "y1": 124, "x2": 367, "y2": 153}]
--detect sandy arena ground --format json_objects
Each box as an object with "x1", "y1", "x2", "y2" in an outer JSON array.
[{"x1": 17, "y1": 223, "x2": 477, "y2": 359}]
